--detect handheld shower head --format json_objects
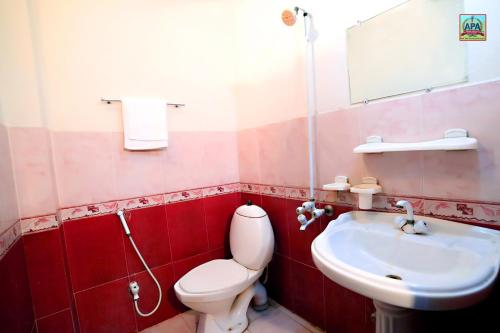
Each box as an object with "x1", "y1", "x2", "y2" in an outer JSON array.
[{"x1": 281, "y1": 9, "x2": 297, "y2": 26}]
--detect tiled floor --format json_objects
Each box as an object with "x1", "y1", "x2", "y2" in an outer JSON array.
[{"x1": 140, "y1": 301, "x2": 324, "y2": 333}]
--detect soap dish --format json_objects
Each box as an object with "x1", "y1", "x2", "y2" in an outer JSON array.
[
  {"x1": 323, "y1": 176, "x2": 351, "y2": 191},
  {"x1": 350, "y1": 177, "x2": 382, "y2": 209}
]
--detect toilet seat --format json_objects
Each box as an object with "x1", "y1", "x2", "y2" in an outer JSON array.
[
  {"x1": 180, "y1": 259, "x2": 248, "y2": 293},
  {"x1": 175, "y1": 259, "x2": 261, "y2": 303}
]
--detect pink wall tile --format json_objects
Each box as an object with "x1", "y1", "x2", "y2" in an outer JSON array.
[
  {"x1": 237, "y1": 128, "x2": 261, "y2": 184},
  {"x1": 358, "y1": 96, "x2": 424, "y2": 142},
  {"x1": 363, "y1": 152, "x2": 423, "y2": 196},
  {"x1": 421, "y1": 81, "x2": 500, "y2": 201},
  {"x1": 110, "y1": 132, "x2": 167, "y2": 199},
  {"x1": 256, "y1": 122, "x2": 288, "y2": 186},
  {"x1": 317, "y1": 109, "x2": 366, "y2": 187},
  {"x1": 282, "y1": 117, "x2": 310, "y2": 188},
  {"x1": 242, "y1": 80, "x2": 500, "y2": 203},
  {"x1": 10, "y1": 127, "x2": 58, "y2": 218},
  {"x1": 163, "y1": 132, "x2": 239, "y2": 193},
  {"x1": 0, "y1": 124, "x2": 19, "y2": 234},
  {"x1": 52, "y1": 131, "x2": 117, "y2": 207}
]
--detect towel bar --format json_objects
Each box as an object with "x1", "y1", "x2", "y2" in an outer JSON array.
[{"x1": 101, "y1": 98, "x2": 185, "y2": 108}]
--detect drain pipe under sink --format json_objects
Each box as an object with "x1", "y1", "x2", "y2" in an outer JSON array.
[{"x1": 117, "y1": 210, "x2": 162, "y2": 317}]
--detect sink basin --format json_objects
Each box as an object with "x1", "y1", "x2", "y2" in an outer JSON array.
[{"x1": 312, "y1": 211, "x2": 500, "y2": 311}]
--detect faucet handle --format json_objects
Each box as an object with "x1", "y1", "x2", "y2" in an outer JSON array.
[
  {"x1": 297, "y1": 214, "x2": 308, "y2": 225},
  {"x1": 414, "y1": 220, "x2": 430, "y2": 234}
]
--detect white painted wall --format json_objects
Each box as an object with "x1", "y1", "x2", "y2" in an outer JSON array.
[
  {"x1": 1, "y1": 0, "x2": 239, "y2": 132},
  {"x1": 234, "y1": 0, "x2": 500, "y2": 129}
]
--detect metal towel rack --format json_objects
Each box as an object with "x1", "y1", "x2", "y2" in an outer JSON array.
[{"x1": 101, "y1": 98, "x2": 185, "y2": 108}]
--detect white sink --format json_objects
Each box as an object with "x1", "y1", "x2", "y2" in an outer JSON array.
[{"x1": 312, "y1": 211, "x2": 500, "y2": 311}]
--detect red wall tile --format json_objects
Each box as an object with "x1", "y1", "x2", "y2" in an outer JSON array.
[
  {"x1": 121, "y1": 206, "x2": 171, "y2": 274},
  {"x1": 130, "y1": 264, "x2": 177, "y2": 331},
  {"x1": 287, "y1": 199, "x2": 322, "y2": 267},
  {"x1": 63, "y1": 214, "x2": 128, "y2": 292},
  {"x1": 290, "y1": 260, "x2": 325, "y2": 329},
  {"x1": 204, "y1": 193, "x2": 240, "y2": 251},
  {"x1": 37, "y1": 309, "x2": 74, "y2": 333},
  {"x1": 166, "y1": 199, "x2": 208, "y2": 261},
  {"x1": 240, "y1": 192, "x2": 262, "y2": 206},
  {"x1": 23, "y1": 229, "x2": 70, "y2": 318},
  {"x1": 74, "y1": 277, "x2": 136, "y2": 333},
  {"x1": 0, "y1": 239, "x2": 34, "y2": 333},
  {"x1": 267, "y1": 253, "x2": 294, "y2": 310},
  {"x1": 260, "y1": 196, "x2": 289, "y2": 256},
  {"x1": 324, "y1": 278, "x2": 371, "y2": 333}
]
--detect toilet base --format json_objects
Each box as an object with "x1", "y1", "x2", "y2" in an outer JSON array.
[
  {"x1": 194, "y1": 281, "x2": 268, "y2": 333},
  {"x1": 198, "y1": 313, "x2": 248, "y2": 333}
]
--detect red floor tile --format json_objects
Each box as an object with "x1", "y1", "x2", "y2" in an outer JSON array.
[
  {"x1": 121, "y1": 205, "x2": 171, "y2": 274},
  {"x1": 261, "y1": 195, "x2": 289, "y2": 256},
  {"x1": 204, "y1": 193, "x2": 240, "y2": 251},
  {"x1": 130, "y1": 264, "x2": 177, "y2": 331},
  {"x1": 23, "y1": 229, "x2": 70, "y2": 318},
  {"x1": 290, "y1": 260, "x2": 325, "y2": 329},
  {"x1": 74, "y1": 277, "x2": 136, "y2": 333},
  {"x1": 63, "y1": 214, "x2": 128, "y2": 291},
  {"x1": 165, "y1": 199, "x2": 208, "y2": 261},
  {"x1": 36, "y1": 309, "x2": 74, "y2": 333},
  {"x1": 0, "y1": 239, "x2": 34, "y2": 333}
]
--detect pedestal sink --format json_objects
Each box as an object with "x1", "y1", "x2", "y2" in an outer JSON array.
[{"x1": 311, "y1": 211, "x2": 500, "y2": 333}]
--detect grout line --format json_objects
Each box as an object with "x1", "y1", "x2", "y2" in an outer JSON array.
[
  {"x1": 73, "y1": 275, "x2": 130, "y2": 295},
  {"x1": 35, "y1": 307, "x2": 70, "y2": 321},
  {"x1": 20, "y1": 237, "x2": 39, "y2": 326},
  {"x1": 59, "y1": 224, "x2": 81, "y2": 333}
]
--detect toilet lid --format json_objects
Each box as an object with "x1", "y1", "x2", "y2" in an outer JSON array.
[{"x1": 179, "y1": 259, "x2": 249, "y2": 294}]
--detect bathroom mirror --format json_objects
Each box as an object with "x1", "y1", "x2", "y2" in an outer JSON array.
[{"x1": 346, "y1": 0, "x2": 466, "y2": 104}]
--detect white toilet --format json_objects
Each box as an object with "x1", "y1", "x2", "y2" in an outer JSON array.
[{"x1": 174, "y1": 202, "x2": 275, "y2": 333}]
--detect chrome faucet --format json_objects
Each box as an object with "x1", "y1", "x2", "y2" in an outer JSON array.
[
  {"x1": 395, "y1": 200, "x2": 430, "y2": 234},
  {"x1": 396, "y1": 200, "x2": 414, "y2": 223}
]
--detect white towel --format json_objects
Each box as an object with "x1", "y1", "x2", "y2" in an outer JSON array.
[{"x1": 121, "y1": 97, "x2": 168, "y2": 150}]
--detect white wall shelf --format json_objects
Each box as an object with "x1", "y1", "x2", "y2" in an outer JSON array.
[{"x1": 353, "y1": 129, "x2": 478, "y2": 154}]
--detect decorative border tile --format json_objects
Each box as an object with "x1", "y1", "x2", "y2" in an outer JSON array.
[
  {"x1": 202, "y1": 183, "x2": 240, "y2": 197},
  {"x1": 286, "y1": 187, "x2": 314, "y2": 201},
  {"x1": 424, "y1": 199, "x2": 500, "y2": 224},
  {"x1": 118, "y1": 194, "x2": 164, "y2": 210},
  {"x1": 335, "y1": 191, "x2": 357, "y2": 206},
  {"x1": 240, "y1": 183, "x2": 260, "y2": 194},
  {"x1": 16, "y1": 182, "x2": 500, "y2": 229},
  {"x1": 260, "y1": 185, "x2": 286, "y2": 197},
  {"x1": 21, "y1": 214, "x2": 59, "y2": 234},
  {"x1": 164, "y1": 188, "x2": 203, "y2": 204},
  {"x1": 0, "y1": 222, "x2": 21, "y2": 258},
  {"x1": 373, "y1": 195, "x2": 425, "y2": 214},
  {"x1": 59, "y1": 201, "x2": 118, "y2": 222},
  {"x1": 317, "y1": 190, "x2": 337, "y2": 204}
]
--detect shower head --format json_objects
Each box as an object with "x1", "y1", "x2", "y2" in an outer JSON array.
[{"x1": 281, "y1": 8, "x2": 297, "y2": 26}]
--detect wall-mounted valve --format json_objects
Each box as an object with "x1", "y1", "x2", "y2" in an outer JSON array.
[{"x1": 297, "y1": 200, "x2": 334, "y2": 231}]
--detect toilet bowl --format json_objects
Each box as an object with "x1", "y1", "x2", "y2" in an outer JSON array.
[{"x1": 174, "y1": 203, "x2": 274, "y2": 333}]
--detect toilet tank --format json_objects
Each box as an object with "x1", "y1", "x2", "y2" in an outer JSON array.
[{"x1": 230, "y1": 202, "x2": 274, "y2": 271}]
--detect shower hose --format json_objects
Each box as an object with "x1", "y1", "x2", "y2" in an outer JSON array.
[
  {"x1": 118, "y1": 210, "x2": 162, "y2": 317},
  {"x1": 128, "y1": 235, "x2": 162, "y2": 317}
]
